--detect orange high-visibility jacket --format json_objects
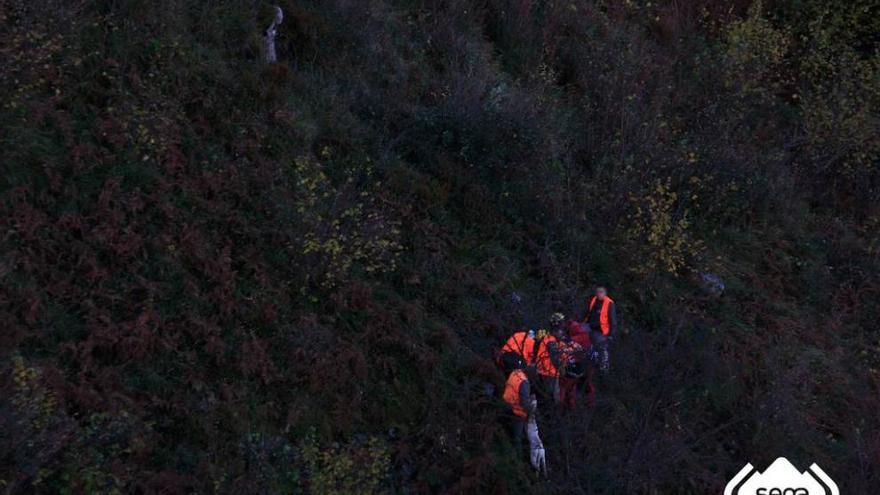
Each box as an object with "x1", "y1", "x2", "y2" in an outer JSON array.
[
  {"x1": 536, "y1": 335, "x2": 560, "y2": 377},
  {"x1": 503, "y1": 369, "x2": 529, "y2": 418},
  {"x1": 501, "y1": 331, "x2": 535, "y2": 365},
  {"x1": 586, "y1": 296, "x2": 616, "y2": 336}
]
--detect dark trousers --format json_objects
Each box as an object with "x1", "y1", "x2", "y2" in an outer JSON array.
[
  {"x1": 582, "y1": 364, "x2": 596, "y2": 407},
  {"x1": 590, "y1": 330, "x2": 610, "y2": 374},
  {"x1": 559, "y1": 376, "x2": 579, "y2": 409},
  {"x1": 511, "y1": 416, "x2": 527, "y2": 447},
  {"x1": 559, "y1": 369, "x2": 595, "y2": 409}
]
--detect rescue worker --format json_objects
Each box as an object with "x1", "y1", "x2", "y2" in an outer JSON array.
[
  {"x1": 503, "y1": 368, "x2": 536, "y2": 445},
  {"x1": 564, "y1": 322, "x2": 596, "y2": 408},
  {"x1": 535, "y1": 327, "x2": 562, "y2": 403},
  {"x1": 499, "y1": 329, "x2": 536, "y2": 374},
  {"x1": 581, "y1": 286, "x2": 617, "y2": 374},
  {"x1": 558, "y1": 337, "x2": 586, "y2": 409}
]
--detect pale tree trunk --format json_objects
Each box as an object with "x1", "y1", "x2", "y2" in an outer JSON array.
[{"x1": 264, "y1": 6, "x2": 283, "y2": 63}]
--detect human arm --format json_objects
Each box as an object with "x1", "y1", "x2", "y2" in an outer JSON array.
[
  {"x1": 519, "y1": 380, "x2": 535, "y2": 416},
  {"x1": 548, "y1": 341, "x2": 562, "y2": 369}
]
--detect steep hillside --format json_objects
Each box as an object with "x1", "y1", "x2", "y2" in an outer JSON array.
[{"x1": 1, "y1": 0, "x2": 878, "y2": 493}]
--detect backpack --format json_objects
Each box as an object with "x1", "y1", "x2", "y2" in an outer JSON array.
[{"x1": 560, "y1": 342, "x2": 586, "y2": 378}]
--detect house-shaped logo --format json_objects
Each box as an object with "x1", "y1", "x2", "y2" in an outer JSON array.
[{"x1": 724, "y1": 457, "x2": 839, "y2": 495}]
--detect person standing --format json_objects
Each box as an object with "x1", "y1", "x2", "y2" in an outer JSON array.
[
  {"x1": 564, "y1": 321, "x2": 596, "y2": 408},
  {"x1": 503, "y1": 368, "x2": 536, "y2": 446},
  {"x1": 558, "y1": 339, "x2": 587, "y2": 409},
  {"x1": 535, "y1": 327, "x2": 562, "y2": 403},
  {"x1": 582, "y1": 286, "x2": 617, "y2": 375}
]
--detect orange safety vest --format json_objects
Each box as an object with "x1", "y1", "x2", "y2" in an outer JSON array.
[
  {"x1": 500, "y1": 331, "x2": 535, "y2": 365},
  {"x1": 503, "y1": 369, "x2": 528, "y2": 418},
  {"x1": 586, "y1": 296, "x2": 615, "y2": 336},
  {"x1": 536, "y1": 335, "x2": 559, "y2": 377}
]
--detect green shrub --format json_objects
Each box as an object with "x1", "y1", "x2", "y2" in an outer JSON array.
[{"x1": 298, "y1": 432, "x2": 390, "y2": 495}]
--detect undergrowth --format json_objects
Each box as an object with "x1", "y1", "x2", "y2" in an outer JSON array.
[{"x1": 1, "y1": 0, "x2": 877, "y2": 493}]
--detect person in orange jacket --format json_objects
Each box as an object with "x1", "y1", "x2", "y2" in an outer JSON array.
[
  {"x1": 503, "y1": 368, "x2": 536, "y2": 445},
  {"x1": 581, "y1": 286, "x2": 617, "y2": 375},
  {"x1": 535, "y1": 326, "x2": 562, "y2": 403}
]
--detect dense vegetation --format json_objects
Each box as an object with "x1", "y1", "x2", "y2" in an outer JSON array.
[{"x1": 1, "y1": 0, "x2": 878, "y2": 493}]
